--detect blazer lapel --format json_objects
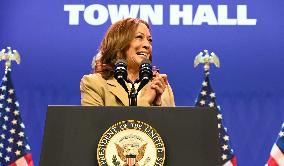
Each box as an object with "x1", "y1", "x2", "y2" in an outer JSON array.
[{"x1": 106, "y1": 77, "x2": 129, "y2": 106}]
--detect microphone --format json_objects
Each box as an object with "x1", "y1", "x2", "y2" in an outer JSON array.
[
  {"x1": 114, "y1": 59, "x2": 128, "y2": 93},
  {"x1": 137, "y1": 59, "x2": 153, "y2": 92}
]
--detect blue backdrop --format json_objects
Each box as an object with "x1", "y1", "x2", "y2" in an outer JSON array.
[{"x1": 1, "y1": 0, "x2": 284, "y2": 165}]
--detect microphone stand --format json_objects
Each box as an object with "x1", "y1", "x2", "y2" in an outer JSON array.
[
  {"x1": 114, "y1": 59, "x2": 152, "y2": 106},
  {"x1": 129, "y1": 83, "x2": 137, "y2": 106},
  {"x1": 126, "y1": 61, "x2": 152, "y2": 106},
  {"x1": 127, "y1": 79, "x2": 139, "y2": 106}
]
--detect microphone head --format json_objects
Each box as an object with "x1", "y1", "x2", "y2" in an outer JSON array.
[
  {"x1": 139, "y1": 59, "x2": 153, "y2": 81},
  {"x1": 114, "y1": 59, "x2": 127, "y2": 81}
]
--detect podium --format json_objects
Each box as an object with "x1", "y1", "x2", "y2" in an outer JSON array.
[{"x1": 40, "y1": 106, "x2": 221, "y2": 165}]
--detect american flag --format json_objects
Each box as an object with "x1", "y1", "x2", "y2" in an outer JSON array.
[
  {"x1": 195, "y1": 71, "x2": 237, "y2": 166},
  {"x1": 266, "y1": 123, "x2": 284, "y2": 166},
  {"x1": 0, "y1": 68, "x2": 34, "y2": 166}
]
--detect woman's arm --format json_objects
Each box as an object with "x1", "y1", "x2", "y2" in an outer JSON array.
[{"x1": 80, "y1": 74, "x2": 105, "y2": 106}]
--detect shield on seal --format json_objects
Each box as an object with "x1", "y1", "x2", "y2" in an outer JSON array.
[{"x1": 126, "y1": 154, "x2": 136, "y2": 166}]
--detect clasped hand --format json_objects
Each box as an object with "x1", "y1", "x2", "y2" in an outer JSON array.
[{"x1": 139, "y1": 72, "x2": 168, "y2": 106}]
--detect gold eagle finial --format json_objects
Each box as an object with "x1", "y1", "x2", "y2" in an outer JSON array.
[
  {"x1": 0, "y1": 47, "x2": 21, "y2": 69},
  {"x1": 194, "y1": 50, "x2": 220, "y2": 71}
]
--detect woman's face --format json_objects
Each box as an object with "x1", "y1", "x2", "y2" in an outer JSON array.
[{"x1": 126, "y1": 23, "x2": 152, "y2": 71}]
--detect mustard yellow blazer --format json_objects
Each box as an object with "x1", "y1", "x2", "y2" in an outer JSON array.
[{"x1": 80, "y1": 73, "x2": 175, "y2": 106}]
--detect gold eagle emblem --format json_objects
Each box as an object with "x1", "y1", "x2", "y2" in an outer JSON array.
[
  {"x1": 194, "y1": 50, "x2": 220, "y2": 71},
  {"x1": 115, "y1": 143, "x2": 147, "y2": 166},
  {"x1": 0, "y1": 47, "x2": 21, "y2": 68}
]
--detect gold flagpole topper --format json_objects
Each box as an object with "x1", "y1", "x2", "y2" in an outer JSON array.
[
  {"x1": 194, "y1": 50, "x2": 220, "y2": 71},
  {"x1": 0, "y1": 47, "x2": 21, "y2": 69}
]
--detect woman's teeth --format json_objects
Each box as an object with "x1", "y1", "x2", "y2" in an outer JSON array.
[{"x1": 137, "y1": 52, "x2": 147, "y2": 57}]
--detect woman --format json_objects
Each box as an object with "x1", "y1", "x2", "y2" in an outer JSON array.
[{"x1": 80, "y1": 18, "x2": 175, "y2": 106}]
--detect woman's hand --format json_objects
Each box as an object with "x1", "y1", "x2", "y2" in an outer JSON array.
[
  {"x1": 150, "y1": 73, "x2": 168, "y2": 106},
  {"x1": 138, "y1": 72, "x2": 168, "y2": 106}
]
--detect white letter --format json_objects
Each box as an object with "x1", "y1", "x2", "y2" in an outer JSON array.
[
  {"x1": 218, "y1": 5, "x2": 237, "y2": 25},
  {"x1": 193, "y1": 5, "x2": 217, "y2": 25},
  {"x1": 64, "y1": 5, "x2": 85, "y2": 25},
  {"x1": 140, "y1": 5, "x2": 163, "y2": 25},
  {"x1": 237, "y1": 5, "x2": 257, "y2": 25},
  {"x1": 170, "y1": 5, "x2": 192, "y2": 25},
  {"x1": 84, "y1": 4, "x2": 109, "y2": 25},
  {"x1": 108, "y1": 5, "x2": 139, "y2": 23}
]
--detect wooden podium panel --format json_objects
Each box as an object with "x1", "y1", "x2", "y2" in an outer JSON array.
[{"x1": 40, "y1": 106, "x2": 221, "y2": 166}]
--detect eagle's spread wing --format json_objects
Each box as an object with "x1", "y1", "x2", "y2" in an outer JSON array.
[
  {"x1": 210, "y1": 52, "x2": 220, "y2": 68},
  {"x1": 12, "y1": 50, "x2": 21, "y2": 64},
  {"x1": 0, "y1": 49, "x2": 6, "y2": 61},
  {"x1": 115, "y1": 143, "x2": 126, "y2": 162},
  {"x1": 136, "y1": 143, "x2": 147, "y2": 161},
  {"x1": 194, "y1": 52, "x2": 203, "y2": 68},
  {"x1": 0, "y1": 49, "x2": 21, "y2": 65}
]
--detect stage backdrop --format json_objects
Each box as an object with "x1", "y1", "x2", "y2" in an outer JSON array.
[{"x1": 1, "y1": 0, "x2": 284, "y2": 165}]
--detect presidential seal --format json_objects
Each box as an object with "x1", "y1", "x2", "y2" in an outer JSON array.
[{"x1": 97, "y1": 120, "x2": 165, "y2": 166}]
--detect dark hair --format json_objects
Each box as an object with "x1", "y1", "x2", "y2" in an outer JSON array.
[{"x1": 98, "y1": 18, "x2": 151, "y2": 79}]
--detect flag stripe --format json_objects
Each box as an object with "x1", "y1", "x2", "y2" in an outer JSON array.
[
  {"x1": 231, "y1": 156, "x2": 237, "y2": 166},
  {"x1": 223, "y1": 160, "x2": 234, "y2": 166},
  {"x1": 267, "y1": 156, "x2": 279, "y2": 166},
  {"x1": 223, "y1": 156, "x2": 237, "y2": 166},
  {"x1": 24, "y1": 153, "x2": 34, "y2": 166},
  {"x1": 269, "y1": 144, "x2": 284, "y2": 165},
  {"x1": 9, "y1": 153, "x2": 34, "y2": 166},
  {"x1": 15, "y1": 156, "x2": 28, "y2": 166}
]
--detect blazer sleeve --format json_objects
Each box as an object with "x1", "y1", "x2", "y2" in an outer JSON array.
[{"x1": 80, "y1": 74, "x2": 104, "y2": 106}]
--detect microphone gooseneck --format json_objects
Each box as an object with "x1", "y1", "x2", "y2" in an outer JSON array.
[
  {"x1": 114, "y1": 59, "x2": 128, "y2": 93},
  {"x1": 137, "y1": 59, "x2": 153, "y2": 93},
  {"x1": 114, "y1": 59, "x2": 153, "y2": 106}
]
